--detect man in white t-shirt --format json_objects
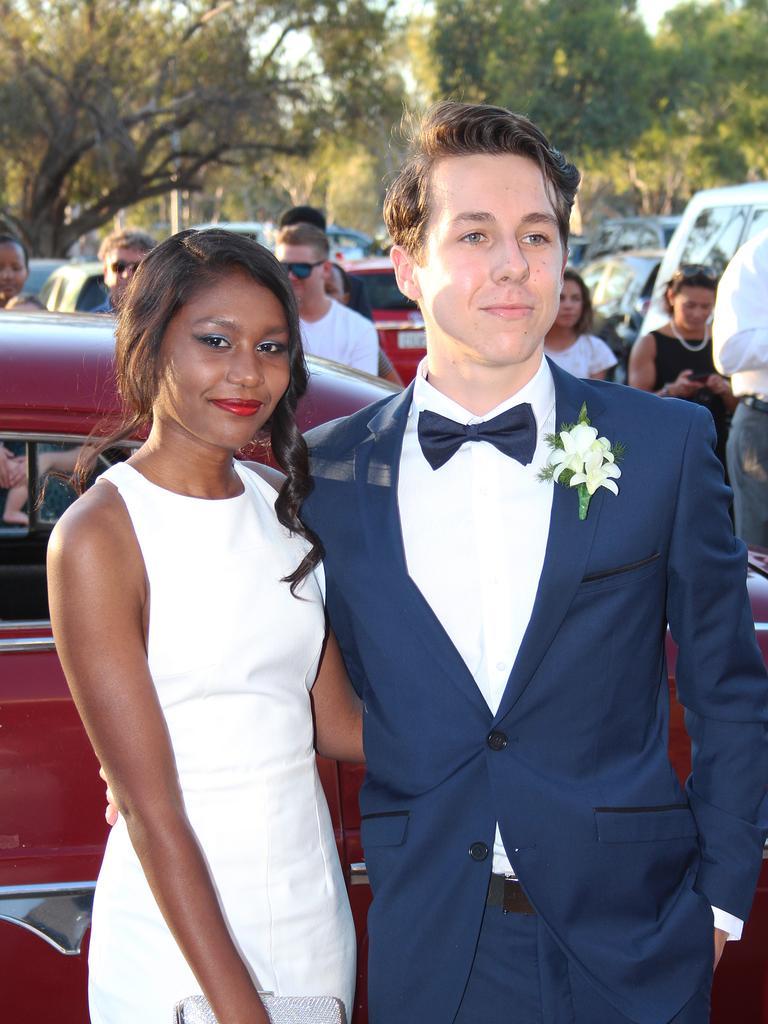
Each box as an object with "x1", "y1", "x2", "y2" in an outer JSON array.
[{"x1": 275, "y1": 223, "x2": 379, "y2": 375}]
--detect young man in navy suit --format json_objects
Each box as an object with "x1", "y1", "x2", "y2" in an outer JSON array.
[{"x1": 301, "y1": 102, "x2": 768, "y2": 1022}]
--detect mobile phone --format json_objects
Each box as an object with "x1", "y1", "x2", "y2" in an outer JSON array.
[{"x1": 688, "y1": 372, "x2": 711, "y2": 382}]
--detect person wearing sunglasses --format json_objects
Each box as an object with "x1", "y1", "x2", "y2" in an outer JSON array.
[
  {"x1": 92, "y1": 227, "x2": 157, "y2": 313},
  {"x1": 629, "y1": 264, "x2": 736, "y2": 467},
  {"x1": 275, "y1": 222, "x2": 379, "y2": 375}
]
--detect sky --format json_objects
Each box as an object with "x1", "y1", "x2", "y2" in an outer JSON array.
[{"x1": 636, "y1": 0, "x2": 680, "y2": 33}]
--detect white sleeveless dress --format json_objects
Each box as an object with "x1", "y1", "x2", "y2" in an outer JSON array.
[{"x1": 88, "y1": 461, "x2": 355, "y2": 1024}]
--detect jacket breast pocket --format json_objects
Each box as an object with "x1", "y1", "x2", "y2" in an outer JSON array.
[
  {"x1": 360, "y1": 811, "x2": 410, "y2": 848},
  {"x1": 579, "y1": 552, "x2": 661, "y2": 593},
  {"x1": 595, "y1": 804, "x2": 698, "y2": 843}
]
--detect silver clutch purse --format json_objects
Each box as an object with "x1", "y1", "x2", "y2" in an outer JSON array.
[{"x1": 174, "y1": 992, "x2": 346, "y2": 1024}]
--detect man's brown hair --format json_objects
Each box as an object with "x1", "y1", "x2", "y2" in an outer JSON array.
[
  {"x1": 384, "y1": 101, "x2": 580, "y2": 260},
  {"x1": 276, "y1": 223, "x2": 330, "y2": 260}
]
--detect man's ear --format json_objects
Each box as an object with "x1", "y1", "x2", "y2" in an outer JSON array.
[{"x1": 390, "y1": 246, "x2": 422, "y2": 302}]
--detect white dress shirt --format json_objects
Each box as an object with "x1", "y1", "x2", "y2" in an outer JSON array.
[
  {"x1": 398, "y1": 356, "x2": 555, "y2": 873},
  {"x1": 713, "y1": 227, "x2": 768, "y2": 398},
  {"x1": 396, "y1": 355, "x2": 742, "y2": 938}
]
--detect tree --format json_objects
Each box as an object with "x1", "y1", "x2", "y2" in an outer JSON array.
[
  {"x1": 601, "y1": 0, "x2": 768, "y2": 214},
  {"x1": 0, "y1": 0, "x2": 398, "y2": 254},
  {"x1": 429, "y1": 0, "x2": 655, "y2": 159}
]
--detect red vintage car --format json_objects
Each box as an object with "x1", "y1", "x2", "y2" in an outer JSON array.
[
  {"x1": 346, "y1": 256, "x2": 426, "y2": 384},
  {"x1": 0, "y1": 312, "x2": 766, "y2": 1023}
]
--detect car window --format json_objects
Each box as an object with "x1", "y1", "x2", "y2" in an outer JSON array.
[
  {"x1": 635, "y1": 225, "x2": 660, "y2": 249},
  {"x1": 39, "y1": 272, "x2": 66, "y2": 310},
  {"x1": 0, "y1": 438, "x2": 132, "y2": 622},
  {"x1": 350, "y1": 270, "x2": 418, "y2": 311},
  {"x1": 581, "y1": 261, "x2": 608, "y2": 299},
  {"x1": 745, "y1": 207, "x2": 768, "y2": 242},
  {"x1": 77, "y1": 276, "x2": 108, "y2": 311},
  {"x1": 600, "y1": 262, "x2": 638, "y2": 311},
  {"x1": 679, "y1": 206, "x2": 748, "y2": 275}
]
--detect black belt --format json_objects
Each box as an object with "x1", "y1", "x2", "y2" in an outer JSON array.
[
  {"x1": 742, "y1": 395, "x2": 768, "y2": 415},
  {"x1": 486, "y1": 874, "x2": 535, "y2": 915}
]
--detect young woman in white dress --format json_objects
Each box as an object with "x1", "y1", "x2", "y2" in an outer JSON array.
[
  {"x1": 544, "y1": 267, "x2": 617, "y2": 380},
  {"x1": 47, "y1": 230, "x2": 361, "y2": 1024}
]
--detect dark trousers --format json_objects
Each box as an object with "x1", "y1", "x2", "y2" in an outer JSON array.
[
  {"x1": 453, "y1": 901, "x2": 712, "y2": 1024},
  {"x1": 727, "y1": 402, "x2": 768, "y2": 547}
]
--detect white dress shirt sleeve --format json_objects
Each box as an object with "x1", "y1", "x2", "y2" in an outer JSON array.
[
  {"x1": 713, "y1": 229, "x2": 768, "y2": 377},
  {"x1": 711, "y1": 905, "x2": 743, "y2": 941}
]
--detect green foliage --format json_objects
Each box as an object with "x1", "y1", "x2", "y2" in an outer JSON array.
[
  {"x1": 425, "y1": 0, "x2": 768, "y2": 220},
  {"x1": 430, "y1": 0, "x2": 654, "y2": 157},
  {"x1": 0, "y1": 0, "x2": 402, "y2": 253}
]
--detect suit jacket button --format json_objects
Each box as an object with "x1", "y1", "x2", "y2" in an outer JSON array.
[
  {"x1": 487, "y1": 730, "x2": 508, "y2": 751},
  {"x1": 469, "y1": 842, "x2": 489, "y2": 861}
]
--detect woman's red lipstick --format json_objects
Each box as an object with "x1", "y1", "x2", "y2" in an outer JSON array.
[{"x1": 210, "y1": 398, "x2": 264, "y2": 417}]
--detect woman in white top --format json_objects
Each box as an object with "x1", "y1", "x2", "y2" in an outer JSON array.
[
  {"x1": 544, "y1": 268, "x2": 617, "y2": 380},
  {"x1": 47, "y1": 230, "x2": 360, "y2": 1024}
]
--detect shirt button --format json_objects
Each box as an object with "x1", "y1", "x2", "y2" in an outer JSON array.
[
  {"x1": 487, "y1": 730, "x2": 508, "y2": 752},
  {"x1": 496, "y1": 662, "x2": 506, "y2": 673},
  {"x1": 469, "y1": 842, "x2": 489, "y2": 861}
]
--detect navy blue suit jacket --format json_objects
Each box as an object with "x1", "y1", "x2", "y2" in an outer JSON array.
[{"x1": 302, "y1": 361, "x2": 768, "y2": 1024}]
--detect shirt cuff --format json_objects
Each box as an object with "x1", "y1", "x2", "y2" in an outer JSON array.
[{"x1": 712, "y1": 906, "x2": 743, "y2": 941}]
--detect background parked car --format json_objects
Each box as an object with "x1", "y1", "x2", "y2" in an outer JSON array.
[
  {"x1": 582, "y1": 215, "x2": 680, "y2": 263},
  {"x1": 326, "y1": 226, "x2": 374, "y2": 261},
  {"x1": 25, "y1": 258, "x2": 69, "y2": 299},
  {"x1": 566, "y1": 234, "x2": 590, "y2": 267},
  {"x1": 640, "y1": 180, "x2": 768, "y2": 335},
  {"x1": 38, "y1": 261, "x2": 106, "y2": 312},
  {"x1": 190, "y1": 221, "x2": 275, "y2": 248},
  {"x1": 579, "y1": 249, "x2": 662, "y2": 382},
  {"x1": 346, "y1": 256, "x2": 425, "y2": 383}
]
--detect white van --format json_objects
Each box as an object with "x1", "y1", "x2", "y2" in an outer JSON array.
[{"x1": 639, "y1": 181, "x2": 768, "y2": 335}]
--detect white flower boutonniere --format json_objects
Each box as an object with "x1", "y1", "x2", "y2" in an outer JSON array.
[{"x1": 538, "y1": 403, "x2": 625, "y2": 521}]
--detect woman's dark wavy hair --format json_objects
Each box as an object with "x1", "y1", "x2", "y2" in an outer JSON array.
[
  {"x1": 79, "y1": 228, "x2": 322, "y2": 593},
  {"x1": 562, "y1": 267, "x2": 593, "y2": 335}
]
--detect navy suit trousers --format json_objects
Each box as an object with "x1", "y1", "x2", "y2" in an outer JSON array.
[{"x1": 454, "y1": 902, "x2": 712, "y2": 1024}]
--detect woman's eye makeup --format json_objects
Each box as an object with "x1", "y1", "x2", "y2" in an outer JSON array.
[
  {"x1": 257, "y1": 340, "x2": 289, "y2": 354},
  {"x1": 195, "y1": 333, "x2": 230, "y2": 349}
]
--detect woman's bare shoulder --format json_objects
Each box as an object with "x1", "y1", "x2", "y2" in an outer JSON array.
[
  {"x1": 241, "y1": 461, "x2": 286, "y2": 493},
  {"x1": 48, "y1": 480, "x2": 137, "y2": 569}
]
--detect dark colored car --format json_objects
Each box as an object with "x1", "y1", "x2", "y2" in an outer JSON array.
[
  {"x1": 347, "y1": 257, "x2": 425, "y2": 384},
  {"x1": 1, "y1": 314, "x2": 766, "y2": 1022},
  {"x1": 580, "y1": 249, "x2": 663, "y2": 382}
]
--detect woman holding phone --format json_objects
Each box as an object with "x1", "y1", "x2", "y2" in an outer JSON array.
[{"x1": 629, "y1": 264, "x2": 736, "y2": 466}]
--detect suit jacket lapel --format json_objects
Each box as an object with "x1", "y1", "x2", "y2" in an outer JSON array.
[
  {"x1": 356, "y1": 384, "x2": 492, "y2": 718},
  {"x1": 495, "y1": 363, "x2": 612, "y2": 721}
]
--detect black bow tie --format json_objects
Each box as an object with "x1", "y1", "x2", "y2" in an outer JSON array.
[{"x1": 417, "y1": 405, "x2": 537, "y2": 471}]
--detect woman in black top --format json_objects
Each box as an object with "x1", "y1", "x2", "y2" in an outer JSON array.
[{"x1": 629, "y1": 265, "x2": 736, "y2": 465}]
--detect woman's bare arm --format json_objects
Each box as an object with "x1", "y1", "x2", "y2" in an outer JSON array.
[
  {"x1": 627, "y1": 332, "x2": 659, "y2": 391},
  {"x1": 311, "y1": 628, "x2": 364, "y2": 763},
  {"x1": 47, "y1": 485, "x2": 269, "y2": 1024}
]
